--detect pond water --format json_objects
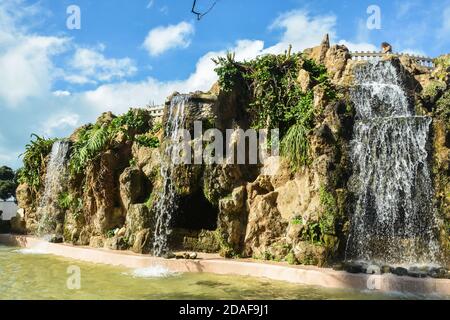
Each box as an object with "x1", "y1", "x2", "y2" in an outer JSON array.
[{"x1": 0, "y1": 245, "x2": 428, "y2": 300}]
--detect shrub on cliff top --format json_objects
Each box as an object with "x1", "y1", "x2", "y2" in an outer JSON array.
[{"x1": 213, "y1": 50, "x2": 335, "y2": 168}]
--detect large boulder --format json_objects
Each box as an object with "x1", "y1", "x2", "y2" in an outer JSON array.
[
  {"x1": 243, "y1": 191, "x2": 288, "y2": 258},
  {"x1": 16, "y1": 183, "x2": 32, "y2": 209},
  {"x1": 119, "y1": 167, "x2": 148, "y2": 209},
  {"x1": 304, "y1": 34, "x2": 330, "y2": 65},
  {"x1": 323, "y1": 45, "x2": 352, "y2": 81},
  {"x1": 217, "y1": 186, "x2": 247, "y2": 256},
  {"x1": 10, "y1": 210, "x2": 27, "y2": 234},
  {"x1": 131, "y1": 228, "x2": 152, "y2": 254},
  {"x1": 125, "y1": 204, "x2": 153, "y2": 245},
  {"x1": 132, "y1": 143, "x2": 160, "y2": 179}
]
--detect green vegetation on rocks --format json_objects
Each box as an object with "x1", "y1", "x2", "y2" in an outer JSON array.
[
  {"x1": 213, "y1": 51, "x2": 336, "y2": 169},
  {"x1": 18, "y1": 134, "x2": 57, "y2": 194},
  {"x1": 0, "y1": 166, "x2": 17, "y2": 201},
  {"x1": 70, "y1": 109, "x2": 159, "y2": 175}
]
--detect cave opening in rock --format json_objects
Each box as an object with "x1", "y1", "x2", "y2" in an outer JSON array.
[{"x1": 170, "y1": 190, "x2": 218, "y2": 231}]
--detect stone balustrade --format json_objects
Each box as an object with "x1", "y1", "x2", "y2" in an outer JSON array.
[{"x1": 350, "y1": 51, "x2": 435, "y2": 69}]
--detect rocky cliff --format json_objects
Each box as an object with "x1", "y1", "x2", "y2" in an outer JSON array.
[{"x1": 13, "y1": 37, "x2": 450, "y2": 268}]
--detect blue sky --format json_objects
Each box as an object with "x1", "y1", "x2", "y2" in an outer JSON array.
[{"x1": 1, "y1": 0, "x2": 450, "y2": 169}]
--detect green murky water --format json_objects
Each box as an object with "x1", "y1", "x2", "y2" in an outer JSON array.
[{"x1": 0, "y1": 245, "x2": 427, "y2": 300}]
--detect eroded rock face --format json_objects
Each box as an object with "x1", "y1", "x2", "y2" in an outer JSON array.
[
  {"x1": 217, "y1": 186, "x2": 247, "y2": 256},
  {"x1": 16, "y1": 183, "x2": 32, "y2": 209},
  {"x1": 119, "y1": 167, "x2": 148, "y2": 209},
  {"x1": 132, "y1": 143, "x2": 160, "y2": 179},
  {"x1": 10, "y1": 211, "x2": 27, "y2": 235},
  {"x1": 16, "y1": 39, "x2": 449, "y2": 267},
  {"x1": 132, "y1": 228, "x2": 152, "y2": 254},
  {"x1": 244, "y1": 191, "x2": 287, "y2": 258},
  {"x1": 125, "y1": 204, "x2": 153, "y2": 246}
]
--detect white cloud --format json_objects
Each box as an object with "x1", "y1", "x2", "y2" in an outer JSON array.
[
  {"x1": 0, "y1": 34, "x2": 68, "y2": 106},
  {"x1": 52, "y1": 90, "x2": 71, "y2": 97},
  {"x1": 0, "y1": 4, "x2": 379, "y2": 168},
  {"x1": 41, "y1": 112, "x2": 80, "y2": 136},
  {"x1": 338, "y1": 40, "x2": 377, "y2": 52},
  {"x1": 400, "y1": 48, "x2": 427, "y2": 56},
  {"x1": 80, "y1": 39, "x2": 265, "y2": 114},
  {"x1": 438, "y1": 6, "x2": 450, "y2": 41},
  {"x1": 0, "y1": 1, "x2": 69, "y2": 107},
  {"x1": 80, "y1": 11, "x2": 377, "y2": 113},
  {"x1": 143, "y1": 21, "x2": 194, "y2": 56},
  {"x1": 66, "y1": 46, "x2": 137, "y2": 84},
  {"x1": 266, "y1": 10, "x2": 336, "y2": 53},
  {"x1": 146, "y1": 0, "x2": 155, "y2": 9}
]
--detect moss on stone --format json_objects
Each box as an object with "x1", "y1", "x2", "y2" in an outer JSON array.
[
  {"x1": 423, "y1": 81, "x2": 447, "y2": 100},
  {"x1": 182, "y1": 230, "x2": 221, "y2": 253},
  {"x1": 214, "y1": 229, "x2": 237, "y2": 258},
  {"x1": 285, "y1": 252, "x2": 298, "y2": 265}
]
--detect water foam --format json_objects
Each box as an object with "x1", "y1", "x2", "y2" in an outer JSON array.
[
  {"x1": 346, "y1": 60, "x2": 442, "y2": 265},
  {"x1": 125, "y1": 266, "x2": 178, "y2": 278}
]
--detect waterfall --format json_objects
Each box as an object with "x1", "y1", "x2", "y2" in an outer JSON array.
[
  {"x1": 347, "y1": 61, "x2": 441, "y2": 265},
  {"x1": 37, "y1": 140, "x2": 70, "y2": 237},
  {"x1": 152, "y1": 95, "x2": 189, "y2": 256}
]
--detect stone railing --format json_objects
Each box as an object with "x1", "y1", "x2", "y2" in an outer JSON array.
[
  {"x1": 148, "y1": 105, "x2": 164, "y2": 118},
  {"x1": 350, "y1": 51, "x2": 435, "y2": 69}
]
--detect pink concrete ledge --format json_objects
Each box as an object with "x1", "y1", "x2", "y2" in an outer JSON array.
[{"x1": 1, "y1": 234, "x2": 449, "y2": 297}]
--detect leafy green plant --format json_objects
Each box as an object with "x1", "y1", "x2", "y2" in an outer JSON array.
[
  {"x1": 70, "y1": 109, "x2": 157, "y2": 176},
  {"x1": 58, "y1": 192, "x2": 72, "y2": 210},
  {"x1": 57, "y1": 192, "x2": 83, "y2": 219},
  {"x1": 0, "y1": 166, "x2": 17, "y2": 201},
  {"x1": 433, "y1": 55, "x2": 450, "y2": 81},
  {"x1": 214, "y1": 229, "x2": 236, "y2": 258},
  {"x1": 436, "y1": 91, "x2": 450, "y2": 121},
  {"x1": 151, "y1": 121, "x2": 163, "y2": 134},
  {"x1": 145, "y1": 192, "x2": 155, "y2": 209},
  {"x1": 423, "y1": 81, "x2": 446, "y2": 100},
  {"x1": 69, "y1": 124, "x2": 111, "y2": 175},
  {"x1": 291, "y1": 217, "x2": 303, "y2": 225},
  {"x1": 302, "y1": 222, "x2": 321, "y2": 244},
  {"x1": 319, "y1": 186, "x2": 337, "y2": 235},
  {"x1": 213, "y1": 51, "x2": 336, "y2": 169},
  {"x1": 19, "y1": 134, "x2": 57, "y2": 193},
  {"x1": 212, "y1": 52, "x2": 240, "y2": 92},
  {"x1": 135, "y1": 134, "x2": 160, "y2": 148},
  {"x1": 110, "y1": 108, "x2": 150, "y2": 134},
  {"x1": 105, "y1": 229, "x2": 116, "y2": 238},
  {"x1": 281, "y1": 123, "x2": 311, "y2": 169},
  {"x1": 285, "y1": 252, "x2": 298, "y2": 265}
]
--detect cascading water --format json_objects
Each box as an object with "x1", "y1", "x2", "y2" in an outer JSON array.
[
  {"x1": 37, "y1": 140, "x2": 70, "y2": 237},
  {"x1": 152, "y1": 95, "x2": 189, "y2": 256},
  {"x1": 346, "y1": 60, "x2": 441, "y2": 265}
]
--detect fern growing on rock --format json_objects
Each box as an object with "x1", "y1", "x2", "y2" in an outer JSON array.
[
  {"x1": 19, "y1": 134, "x2": 57, "y2": 194},
  {"x1": 213, "y1": 50, "x2": 336, "y2": 169}
]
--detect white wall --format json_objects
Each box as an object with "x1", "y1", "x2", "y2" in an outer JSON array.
[{"x1": 0, "y1": 201, "x2": 18, "y2": 220}]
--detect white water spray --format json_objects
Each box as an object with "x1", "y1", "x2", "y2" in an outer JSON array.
[
  {"x1": 36, "y1": 140, "x2": 70, "y2": 237},
  {"x1": 346, "y1": 61, "x2": 441, "y2": 265},
  {"x1": 152, "y1": 95, "x2": 189, "y2": 256}
]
